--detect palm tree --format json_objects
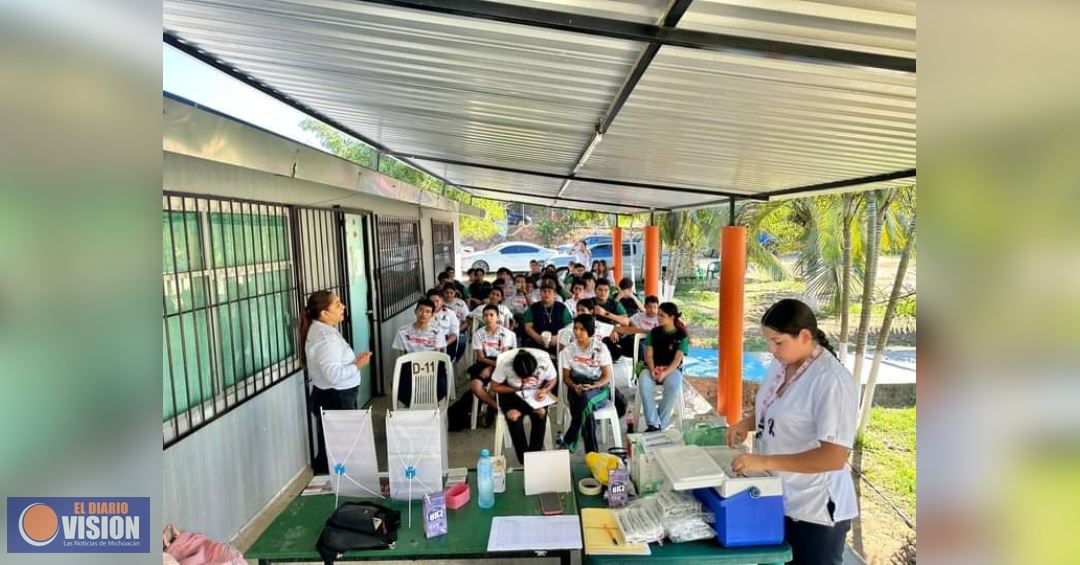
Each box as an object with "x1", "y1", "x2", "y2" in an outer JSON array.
[
  {"x1": 659, "y1": 208, "x2": 725, "y2": 294},
  {"x1": 857, "y1": 209, "x2": 915, "y2": 436},
  {"x1": 851, "y1": 188, "x2": 897, "y2": 387},
  {"x1": 838, "y1": 193, "x2": 859, "y2": 362}
]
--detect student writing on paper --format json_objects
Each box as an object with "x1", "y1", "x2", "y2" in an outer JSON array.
[
  {"x1": 490, "y1": 349, "x2": 556, "y2": 464},
  {"x1": 558, "y1": 315, "x2": 613, "y2": 454}
]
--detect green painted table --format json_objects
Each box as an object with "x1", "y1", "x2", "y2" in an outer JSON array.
[
  {"x1": 246, "y1": 470, "x2": 579, "y2": 564},
  {"x1": 572, "y1": 466, "x2": 792, "y2": 565}
]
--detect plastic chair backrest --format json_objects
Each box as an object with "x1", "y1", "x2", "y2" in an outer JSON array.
[
  {"x1": 631, "y1": 333, "x2": 644, "y2": 366},
  {"x1": 392, "y1": 351, "x2": 452, "y2": 410}
]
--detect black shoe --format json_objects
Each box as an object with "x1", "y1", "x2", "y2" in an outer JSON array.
[{"x1": 644, "y1": 425, "x2": 661, "y2": 433}]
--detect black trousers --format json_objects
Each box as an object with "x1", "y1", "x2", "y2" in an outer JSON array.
[
  {"x1": 310, "y1": 385, "x2": 359, "y2": 474},
  {"x1": 497, "y1": 392, "x2": 548, "y2": 465},
  {"x1": 784, "y1": 515, "x2": 851, "y2": 565}
]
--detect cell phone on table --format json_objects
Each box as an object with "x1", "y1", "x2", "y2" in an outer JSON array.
[{"x1": 539, "y1": 492, "x2": 563, "y2": 515}]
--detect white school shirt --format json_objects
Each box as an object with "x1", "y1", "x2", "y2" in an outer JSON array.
[
  {"x1": 630, "y1": 312, "x2": 660, "y2": 331},
  {"x1": 557, "y1": 322, "x2": 612, "y2": 348},
  {"x1": 506, "y1": 292, "x2": 529, "y2": 314},
  {"x1": 472, "y1": 325, "x2": 517, "y2": 359},
  {"x1": 433, "y1": 309, "x2": 458, "y2": 340},
  {"x1": 558, "y1": 338, "x2": 612, "y2": 382},
  {"x1": 469, "y1": 304, "x2": 514, "y2": 328},
  {"x1": 446, "y1": 298, "x2": 470, "y2": 324},
  {"x1": 392, "y1": 322, "x2": 447, "y2": 353},
  {"x1": 305, "y1": 321, "x2": 361, "y2": 390},
  {"x1": 490, "y1": 349, "x2": 557, "y2": 390},
  {"x1": 754, "y1": 351, "x2": 859, "y2": 526}
]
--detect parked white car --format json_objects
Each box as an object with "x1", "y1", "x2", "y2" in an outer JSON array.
[{"x1": 462, "y1": 241, "x2": 559, "y2": 273}]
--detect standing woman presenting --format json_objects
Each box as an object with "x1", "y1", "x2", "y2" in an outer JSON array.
[
  {"x1": 300, "y1": 291, "x2": 372, "y2": 474},
  {"x1": 729, "y1": 299, "x2": 859, "y2": 565}
]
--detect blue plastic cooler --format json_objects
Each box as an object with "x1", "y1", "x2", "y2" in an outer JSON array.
[{"x1": 693, "y1": 485, "x2": 785, "y2": 547}]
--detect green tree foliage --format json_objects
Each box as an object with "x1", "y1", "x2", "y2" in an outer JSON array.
[
  {"x1": 299, "y1": 119, "x2": 377, "y2": 168},
  {"x1": 535, "y1": 216, "x2": 576, "y2": 247},
  {"x1": 459, "y1": 197, "x2": 506, "y2": 242}
]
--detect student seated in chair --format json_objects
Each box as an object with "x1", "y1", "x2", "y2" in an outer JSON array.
[
  {"x1": 428, "y1": 288, "x2": 459, "y2": 361},
  {"x1": 451, "y1": 304, "x2": 516, "y2": 428},
  {"x1": 467, "y1": 267, "x2": 491, "y2": 308},
  {"x1": 469, "y1": 286, "x2": 514, "y2": 330},
  {"x1": 559, "y1": 314, "x2": 614, "y2": 454},
  {"x1": 490, "y1": 349, "x2": 557, "y2": 465},
  {"x1": 613, "y1": 294, "x2": 661, "y2": 361},
  {"x1": 392, "y1": 298, "x2": 448, "y2": 407},
  {"x1": 441, "y1": 283, "x2": 470, "y2": 360},
  {"x1": 522, "y1": 280, "x2": 573, "y2": 354},
  {"x1": 638, "y1": 302, "x2": 689, "y2": 432}
]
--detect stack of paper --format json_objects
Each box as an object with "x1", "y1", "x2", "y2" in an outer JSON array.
[
  {"x1": 517, "y1": 388, "x2": 556, "y2": 409},
  {"x1": 582, "y1": 508, "x2": 651, "y2": 556},
  {"x1": 301, "y1": 475, "x2": 332, "y2": 496},
  {"x1": 487, "y1": 516, "x2": 582, "y2": 551}
]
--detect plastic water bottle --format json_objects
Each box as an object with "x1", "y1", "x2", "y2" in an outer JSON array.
[{"x1": 477, "y1": 448, "x2": 495, "y2": 509}]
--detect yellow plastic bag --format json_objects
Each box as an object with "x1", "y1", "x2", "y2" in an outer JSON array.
[{"x1": 585, "y1": 452, "x2": 622, "y2": 485}]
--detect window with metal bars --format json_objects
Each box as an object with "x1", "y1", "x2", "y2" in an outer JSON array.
[
  {"x1": 375, "y1": 216, "x2": 423, "y2": 319},
  {"x1": 430, "y1": 220, "x2": 455, "y2": 278},
  {"x1": 162, "y1": 193, "x2": 299, "y2": 447}
]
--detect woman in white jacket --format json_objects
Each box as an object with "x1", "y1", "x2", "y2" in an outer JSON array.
[
  {"x1": 300, "y1": 291, "x2": 372, "y2": 474},
  {"x1": 728, "y1": 299, "x2": 859, "y2": 565}
]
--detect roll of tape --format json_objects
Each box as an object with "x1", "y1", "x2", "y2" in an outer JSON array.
[{"x1": 578, "y1": 478, "x2": 602, "y2": 496}]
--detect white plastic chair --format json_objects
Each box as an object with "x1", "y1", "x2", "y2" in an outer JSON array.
[
  {"x1": 554, "y1": 326, "x2": 574, "y2": 429},
  {"x1": 391, "y1": 351, "x2": 454, "y2": 410},
  {"x1": 490, "y1": 349, "x2": 555, "y2": 460}
]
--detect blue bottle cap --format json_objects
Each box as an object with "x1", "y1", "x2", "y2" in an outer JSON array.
[{"x1": 480, "y1": 449, "x2": 490, "y2": 457}]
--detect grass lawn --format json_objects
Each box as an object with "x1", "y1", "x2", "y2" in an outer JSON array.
[{"x1": 855, "y1": 407, "x2": 917, "y2": 520}]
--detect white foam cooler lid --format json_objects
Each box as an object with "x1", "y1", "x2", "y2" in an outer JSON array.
[
  {"x1": 702, "y1": 446, "x2": 783, "y2": 498},
  {"x1": 654, "y1": 445, "x2": 727, "y2": 490}
]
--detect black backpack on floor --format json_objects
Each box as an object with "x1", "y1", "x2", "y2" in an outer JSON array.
[{"x1": 315, "y1": 501, "x2": 401, "y2": 564}]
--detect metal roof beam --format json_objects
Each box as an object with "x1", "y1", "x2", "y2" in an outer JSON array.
[
  {"x1": 163, "y1": 32, "x2": 473, "y2": 198},
  {"x1": 356, "y1": 0, "x2": 915, "y2": 73},
  {"x1": 460, "y1": 185, "x2": 658, "y2": 213},
  {"x1": 402, "y1": 153, "x2": 765, "y2": 200},
  {"x1": 760, "y1": 168, "x2": 915, "y2": 199},
  {"x1": 598, "y1": 0, "x2": 694, "y2": 135}
]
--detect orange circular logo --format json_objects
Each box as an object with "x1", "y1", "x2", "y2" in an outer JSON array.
[{"x1": 19, "y1": 503, "x2": 59, "y2": 546}]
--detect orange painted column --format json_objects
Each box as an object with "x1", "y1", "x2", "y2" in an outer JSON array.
[
  {"x1": 611, "y1": 226, "x2": 623, "y2": 283},
  {"x1": 643, "y1": 225, "x2": 660, "y2": 297},
  {"x1": 718, "y1": 226, "x2": 746, "y2": 425}
]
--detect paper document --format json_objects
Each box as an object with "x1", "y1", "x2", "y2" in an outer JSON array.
[
  {"x1": 517, "y1": 388, "x2": 556, "y2": 409},
  {"x1": 487, "y1": 516, "x2": 582, "y2": 551},
  {"x1": 582, "y1": 508, "x2": 650, "y2": 556}
]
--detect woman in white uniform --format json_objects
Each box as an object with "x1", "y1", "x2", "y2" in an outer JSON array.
[
  {"x1": 300, "y1": 291, "x2": 372, "y2": 474},
  {"x1": 729, "y1": 299, "x2": 859, "y2": 565}
]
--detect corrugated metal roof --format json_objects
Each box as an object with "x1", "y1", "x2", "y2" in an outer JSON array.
[
  {"x1": 577, "y1": 46, "x2": 915, "y2": 194},
  {"x1": 164, "y1": 0, "x2": 914, "y2": 214},
  {"x1": 680, "y1": 0, "x2": 916, "y2": 59}
]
